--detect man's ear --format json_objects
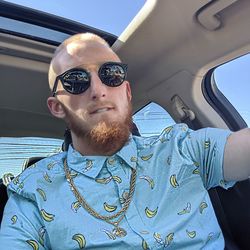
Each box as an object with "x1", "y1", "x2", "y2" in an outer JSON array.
[
  {"x1": 47, "y1": 97, "x2": 66, "y2": 119},
  {"x1": 125, "y1": 81, "x2": 132, "y2": 101}
]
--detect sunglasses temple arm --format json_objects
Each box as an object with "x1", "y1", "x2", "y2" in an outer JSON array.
[{"x1": 51, "y1": 78, "x2": 59, "y2": 97}]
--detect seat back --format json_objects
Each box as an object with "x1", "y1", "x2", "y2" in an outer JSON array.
[
  {"x1": 0, "y1": 179, "x2": 8, "y2": 226},
  {"x1": 209, "y1": 179, "x2": 250, "y2": 250}
]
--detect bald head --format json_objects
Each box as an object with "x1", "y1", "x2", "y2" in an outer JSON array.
[{"x1": 48, "y1": 33, "x2": 119, "y2": 90}]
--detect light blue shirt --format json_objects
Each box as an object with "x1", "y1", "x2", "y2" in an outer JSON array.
[{"x1": 0, "y1": 124, "x2": 235, "y2": 249}]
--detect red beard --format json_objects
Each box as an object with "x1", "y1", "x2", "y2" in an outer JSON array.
[{"x1": 61, "y1": 101, "x2": 133, "y2": 155}]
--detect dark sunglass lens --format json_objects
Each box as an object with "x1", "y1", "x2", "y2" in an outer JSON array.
[
  {"x1": 99, "y1": 63, "x2": 127, "y2": 86},
  {"x1": 62, "y1": 70, "x2": 90, "y2": 94}
]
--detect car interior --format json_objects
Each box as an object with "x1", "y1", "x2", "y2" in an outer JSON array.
[{"x1": 0, "y1": 0, "x2": 249, "y2": 249}]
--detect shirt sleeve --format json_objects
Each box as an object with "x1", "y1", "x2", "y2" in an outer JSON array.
[
  {"x1": 0, "y1": 189, "x2": 48, "y2": 250},
  {"x1": 180, "y1": 125, "x2": 236, "y2": 190}
]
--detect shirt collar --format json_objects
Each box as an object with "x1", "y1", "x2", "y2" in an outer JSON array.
[
  {"x1": 66, "y1": 135, "x2": 138, "y2": 179},
  {"x1": 116, "y1": 135, "x2": 138, "y2": 169}
]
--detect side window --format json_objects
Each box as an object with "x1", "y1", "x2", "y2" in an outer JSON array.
[
  {"x1": 0, "y1": 137, "x2": 62, "y2": 178},
  {"x1": 214, "y1": 53, "x2": 250, "y2": 127},
  {"x1": 133, "y1": 102, "x2": 175, "y2": 136}
]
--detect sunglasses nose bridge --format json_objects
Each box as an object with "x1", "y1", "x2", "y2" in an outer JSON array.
[{"x1": 89, "y1": 70, "x2": 108, "y2": 99}]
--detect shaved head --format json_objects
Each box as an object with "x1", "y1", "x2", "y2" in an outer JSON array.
[{"x1": 48, "y1": 33, "x2": 116, "y2": 90}]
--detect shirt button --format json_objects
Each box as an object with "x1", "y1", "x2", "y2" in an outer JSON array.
[{"x1": 123, "y1": 191, "x2": 129, "y2": 199}]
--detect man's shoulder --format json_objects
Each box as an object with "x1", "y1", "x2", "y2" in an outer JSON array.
[
  {"x1": 7, "y1": 152, "x2": 66, "y2": 197},
  {"x1": 133, "y1": 123, "x2": 190, "y2": 146}
]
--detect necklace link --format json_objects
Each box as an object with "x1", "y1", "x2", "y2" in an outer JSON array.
[{"x1": 64, "y1": 158, "x2": 137, "y2": 236}]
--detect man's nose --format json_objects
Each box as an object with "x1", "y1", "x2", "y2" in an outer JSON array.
[{"x1": 89, "y1": 71, "x2": 107, "y2": 100}]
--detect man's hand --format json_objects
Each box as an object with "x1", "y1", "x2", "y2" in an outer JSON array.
[{"x1": 224, "y1": 128, "x2": 250, "y2": 181}]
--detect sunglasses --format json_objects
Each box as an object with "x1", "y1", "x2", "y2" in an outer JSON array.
[{"x1": 52, "y1": 62, "x2": 128, "y2": 96}]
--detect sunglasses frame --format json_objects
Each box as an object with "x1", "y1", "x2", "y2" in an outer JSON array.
[{"x1": 52, "y1": 62, "x2": 128, "y2": 97}]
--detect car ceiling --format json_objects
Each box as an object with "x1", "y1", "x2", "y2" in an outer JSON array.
[{"x1": 1, "y1": 0, "x2": 250, "y2": 138}]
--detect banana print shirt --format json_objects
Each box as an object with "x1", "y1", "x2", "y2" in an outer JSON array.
[{"x1": 0, "y1": 124, "x2": 235, "y2": 250}]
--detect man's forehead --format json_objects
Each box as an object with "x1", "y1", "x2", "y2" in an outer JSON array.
[{"x1": 53, "y1": 40, "x2": 118, "y2": 75}]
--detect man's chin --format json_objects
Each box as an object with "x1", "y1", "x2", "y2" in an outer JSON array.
[{"x1": 86, "y1": 120, "x2": 131, "y2": 155}]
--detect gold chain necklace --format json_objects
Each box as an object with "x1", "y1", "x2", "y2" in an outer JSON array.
[{"x1": 64, "y1": 158, "x2": 137, "y2": 237}]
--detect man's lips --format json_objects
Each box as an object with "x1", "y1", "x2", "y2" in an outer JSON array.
[{"x1": 89, "y1": 107, "x2": 114, "y2": 114}]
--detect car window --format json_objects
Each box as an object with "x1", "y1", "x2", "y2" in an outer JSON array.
[
  {"x1": 0, "y1": 137, "x2": 63, "y2": 178},
  {"x1": 133, "y1": 102, "x2": 175, "y2": 136},
  {"x1": 6, "y1": 0, "x2": 146, "y2": 36},
  {"x1": 214, "y1": 53, "x2": 250, "y2": 126}
]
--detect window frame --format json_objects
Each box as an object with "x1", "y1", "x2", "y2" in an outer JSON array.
[
  {"x1": 202, "y1": 68, "x2": 247, "y2": 131},
  {"x1": 0, "y1": 1, "x2": 117, "y2": 46}
]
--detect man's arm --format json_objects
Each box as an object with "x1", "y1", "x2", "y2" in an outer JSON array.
[
  {"x1": 0, "y1": 191, "x2": 47, "y2": 249},
  {"x1": 224, "y1": 128, "x2": 250, "y2": 181}
]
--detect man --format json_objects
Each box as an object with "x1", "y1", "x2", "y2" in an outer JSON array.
[{"x1": 0, "y1": 33, "x2": 249, "y2": 249}]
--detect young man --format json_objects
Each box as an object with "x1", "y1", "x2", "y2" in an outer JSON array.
[{"x1": 0, "y1": 33, "x2": 249, "y2": 249}]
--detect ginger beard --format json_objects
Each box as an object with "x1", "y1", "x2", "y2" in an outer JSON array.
[{"x1": 61, "y1": 100, "x2": 133, "y2": 155}]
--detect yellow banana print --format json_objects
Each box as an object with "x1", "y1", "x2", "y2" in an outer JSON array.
[
  {"x1": 18, "y1": 182, "x2": 24, "y2": 189},
  {"x1": 186, "y1": 229, "x2": 196, "y2": 238},
  {"x1": 160, "y1": 137, "x2": 167, "y2": 143},
  {"x1": 95, "y1": 176, "x2": 112, "y2": 184},
  {"x1": 40, "y1": 209, "x2": 55, "y2": 222},
  {"x1": 194, "y1": 162, "x2": 199, "y2": 167},
  {"x1": 13, "y1": 176, "x2": 19, "y2": 185},
  {"x1": 206, "y1": 232, "x2": 215, "y2": 244},
  {"x1": 69, "y1": 171, "x2": 78, "y2": 178},
  {"x1": 36, "y1": 188, "x2": 47, "y2": 201},
  {"x1": 220, "y1": 179, "x2": 225, "y2": 186},
  {"x1": 43, "y1": 172, "x2": 52, "y2": 183},
  {"x1": 47, "y1": 162, "x2": 57, "y2": 170},
  {"x1": 72, "y1": 233, "x2": 86, "y2": 249},
  {"x1": 38, "y1": 226, "x2": 46, "y2": 247},
  {"x1": 83, "y1": 160, "x2": 93, "y2": 172},
  {"x1": 192, "y1": 167, "x2": 200, "y2": 174},
  {"x1": 26, "y1": 239, "x2": 39, "y2": 250},
  {"x1": 164, "y1": 126, "x2": 173, "y2": 134},
  {"x1": 71, "y1": 201, "x2": 81, "y2": 213},
  {"x1": 142, "y1": 239, "x2": 150, "y2": 250},
  {"x1": 139, "y1": 175, "x2": 155, "y2": 189},
  {"x1": 181, "y1": 125, "x2": 188, "y2": 131},
  {"x1": 204, "y1": 140, "x2": 210, "y2": 149},
  {"x1": 103, "y1": 202, "x2": 117, "y2": 212},
  {"x1": 177, "y1": 202, "x2": 191, "y2": 215},
  {"x1": 107, "y1": 158, "x2": 115, "y2": 165},
  {"x1": 145, "y1": 206, "x2": 158, "y2": 218},
  {"x1": 193, "y1": 162, "x2": 200, "y2": 174},
  {"x1": 165, "y1": 232, "x2": 174, "y2": 246},
  {"x1": 112, "y1": 176, "x2": 122, "y2": 184},
  {"x1": 11, "y1": 215, "x2": 18, "y2": 224},
  {"x1": 153, "y1": 232, "x2": 163, "y2": 244},
  {"x1": 141, "y1": 154, "x2": 153, "y2": 161},
  {"x1": 199, "y1": 202, "x2": 208, "y2": 214},
  {"x1": 130, "y1": 156, "x2": 138, "y2": 162},
  {"x1": 170, "y1": 174, "x2": 179, "y2": 188},
  {"x1": 102, "y1": 229, "x2": 116, "y2": 240}
]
